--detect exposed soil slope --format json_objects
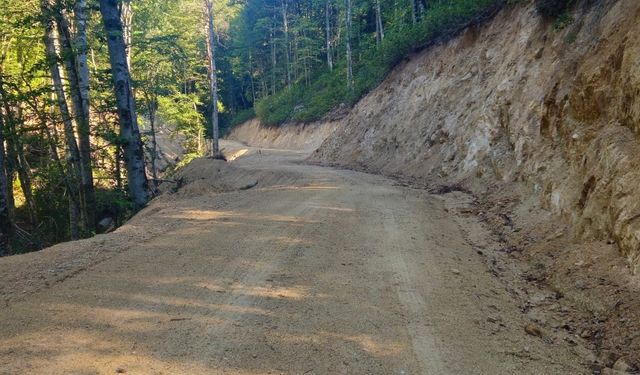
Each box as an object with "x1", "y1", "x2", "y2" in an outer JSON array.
[
  {"x1": 293, "y1": 2, "x2": 640, "y2": 368},
  {"x1": 226, "y1": 118, "x2": 339, "y2": 151},
  {"x1": 313, "y1": 0, "x2": 640, "y2": 264},
  {"x1": 0, "y1": 141, "x2": 592, "y2": 374}
]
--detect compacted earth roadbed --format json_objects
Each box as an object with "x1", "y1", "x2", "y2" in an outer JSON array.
[{"x1": 0, "y1": 141, "x2": 589, "y2": 374}]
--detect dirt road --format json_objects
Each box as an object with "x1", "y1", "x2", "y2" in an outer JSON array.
[{"x1": 0, "y1": 141, "x2": 588, "y2": 374}]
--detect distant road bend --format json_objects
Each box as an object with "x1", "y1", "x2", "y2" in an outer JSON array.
[{"x1": 0, "y1": 140, "x2": 587, "y2": 374}]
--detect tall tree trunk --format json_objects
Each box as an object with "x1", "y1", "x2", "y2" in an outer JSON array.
[
  {"x1": 293, "y1": 31, "x2": 299, "y2": 82},
  {"x1": 73, "y1": 0, "x2": 96, "y2": 233},
  {"x1": 411, "y1": 0, "x2": 417, "y2": 25},
  {"x1": 325, "y1": 0, "x2": 333, "y2": 71},
  {"x1": 345, "y1": 0, "x2": 353, "y2": 90},
  {"x1": 417, "y1": 0, "x2": 425, "y2": 19},
  {"x1": 281, "y1": 0, "x2": 291, "y2": 88},
  {"x1": 375, "y1": 0, "x2": 384, "y2": 45},
  {"x1": 13, "y1": 113, "x2": 37, "y2": 228},
  {"x1": 56, "y1": 7, "x2": 96, "y2": 232},
  {"x1": 248, "y1": 50, "x2": 256, "y2": 103},
  {"x1": 0, "y1": 80, "x2": 37, "y2": 227},
  {"x1": 42, "y1": 5, "x2": 84, "y2": 237},
  {"x1": 0, "y1": 99, "x2": 12, "y2": 255},
  {"x1": 114, "y1": 145, "x2": 122, "y2": 227},
  {"x1": 99, "y1": 0, "x2": 149, "y2": 208},
  {"x1": 121, "y1": 0, "x2": 133, "y2": 70},
  {"x1": 148, "y1": 103, "x2": 159, "y2": 188},
  {"x1": 270, "y1": 20, "x2": 276, "y2": 95},
  {"x1": 205, "y1": 0, "x2": 220, "y2": 158}
]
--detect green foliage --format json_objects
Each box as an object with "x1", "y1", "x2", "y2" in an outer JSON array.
[
  {"x1": 157, "y1": 94, "x2": 205, "y2": 152},
  {"x1": 227, "y1": 107, "x2": 256, "y2": 128},
  {"x1": 254, "y1": 0, "x2": 501, "y2": 126},
  {"x1": 535, "y1": 0, "x2": 573, "y2": 19},
  {"x1": 94, "y1": 187, "x2": 135, "y2": 222},
  {"x1": 552, "y1": 12, "x2": 574, "y2": 30}
]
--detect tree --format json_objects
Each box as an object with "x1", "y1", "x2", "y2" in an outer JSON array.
[
  {"x1": 0, "y1": 96, "x2": 12, "y2": 254},
  {"x1": 121, "y1": 0, "x2": 133, "y2": 69},
  {"x1": 345, "y1": 0, "x2": 353, "y2": 90},
  {"x1": 325, "y1": 0, "x2": 333, "y2": 71},
  {"x1": 41, "y1": 0, "x2": 84, "y2": 238},
  {"x1": 53, "y1": 1, "x2": 97, "y2": 233},
  {"x1": 375, "y1": 0, "x2": 384, "y2": 45},
  {"x1": 99, "y1": 0, "x2": 149, "y2": 208},
  {"x1": 205, "y1": 0, "x2": 220, "y2": 158},
  {"x1": 73, "y1": 0, "x2": 97, "y2": 233}
]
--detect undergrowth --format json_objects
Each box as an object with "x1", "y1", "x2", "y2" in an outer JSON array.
[{"x1": 252, "y1": 0, "x2": 503, "y2": 126}]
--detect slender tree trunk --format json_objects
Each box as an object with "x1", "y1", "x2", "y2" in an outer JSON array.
[
  {"x1": 325, "y1": 0, "x2": 333, "y2": 71},
  {"x1": 282, "y1": 0, "x2": 291, "y2": 88},
  {"x1": 114, "y1": 145, "x2": 122, "y2": 227},
  {"x1": 43, "y1": 25, "x2": 79, "y2": 167},
  {"x1": 121, "y1": 0, "x2": 133, "y2": 70},
  {"x1": 56, "y1": 8, "x2": 96, "y2": 232},
  {"x1": 0, "y1": 81, "x2": 37, "y2": 227},
  {"x1": 0, "y1": 100, "x2": 12, "y2": 255},
  {"x1": 270, "y1": 20, "x2": 276, "y2": 95},
  {"x1": 248, "y1": 50, "x2": 256, "y2": 103},
  {"x1": 99, "y1": 0, "x2": 149, "y2": 208},
  {"x1": 148, "y1": 104, "x2": 159, "y2": 188},
  {"x1": 42, "y1": 0, "x2": 84, "y2": 237},
  {"x1": 14, "y1": 125, "x2": 37, "y2": 227},
  {"x1": 375, "y1": 0, "x2": 384, "y2": 45},
  {"x1": 293, "y1": 32, "x2": 299, "y2": 82},
  {"x1": 114, "y1": 145, "x2": 123, "y2": 192},
  {"x1": 375, "y1": 6, "x2": 381, "y2": 45},
  {"x1": 411, "y1": 0, "x2": 417, "y2": 25},
  {"x1": 73, "y1": 0, "x2": 96, "y2": 232},
  {"x1": 345, "y1": 0, "x2": 353, "y2": 90},
  {"x1": 417, "y1": 0, "x2": 425, "y2": 19},
  {"x1": 205, "y1": 0, "x2": 220, "y2": 158}
]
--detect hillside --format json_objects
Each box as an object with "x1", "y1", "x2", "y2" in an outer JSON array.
[{"x1": 229, "y1": 0, "x2": 640, "y2": 369}]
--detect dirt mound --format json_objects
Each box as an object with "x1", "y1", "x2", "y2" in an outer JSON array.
[
  {"x1": 159, "y1": 158, "x2": 258, "y2": 197},
  {"x1": 158, "y1": 144, "x2": 304, "y2": 200}
]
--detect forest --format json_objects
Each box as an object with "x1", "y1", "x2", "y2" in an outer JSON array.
[{"x1": 0, "y1": 0, "x2": 505, "y2": 255}]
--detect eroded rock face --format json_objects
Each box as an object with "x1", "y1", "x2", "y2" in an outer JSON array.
[{"x1": 313, "y1": 1, "x2": 640, "y2": 260}]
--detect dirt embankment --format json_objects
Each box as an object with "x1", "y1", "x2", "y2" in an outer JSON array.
[
  {"x1": 231, "y1": 1, "x2": 640, "y2": 370},
  {"x1": 308, "y1": 0, "x2": 640, "y2": 369},
  {"x1": 314, "y1": 0, "x2": 640, "y2": 261},
  {"x1": 226, "y1": 118, "x2": 339, "y2": 151}
]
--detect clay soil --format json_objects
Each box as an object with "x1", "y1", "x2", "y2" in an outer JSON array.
[{"x1": 0, "y1": 141, "x2": 595, "y2": 374}]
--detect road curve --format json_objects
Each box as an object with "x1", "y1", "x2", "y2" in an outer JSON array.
[{"x1": 0, "y1": 141, "x2": 586, "y2": 374}]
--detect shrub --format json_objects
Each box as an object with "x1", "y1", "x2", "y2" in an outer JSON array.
[
  {"x1": 228, "y1": 108, "x2": 256, "y2": 128},
  {"x1": 535, "y1": 0, "x2": 571, "y2": 18}
]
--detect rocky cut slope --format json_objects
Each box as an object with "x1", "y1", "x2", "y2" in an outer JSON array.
[{"x1": 313, "y1": 0, "x2": 640, "y2": 265}]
